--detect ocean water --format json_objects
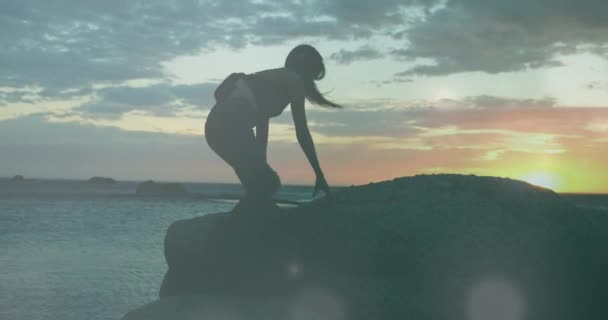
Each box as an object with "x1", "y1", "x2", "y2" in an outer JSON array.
[{"x1": 0, "y1": 180, "x2": 311, "y2": 320}]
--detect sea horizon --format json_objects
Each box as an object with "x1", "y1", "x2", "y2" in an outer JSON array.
[{"x1": 2, "y1": 175, "x2": 606, "y2": 196}]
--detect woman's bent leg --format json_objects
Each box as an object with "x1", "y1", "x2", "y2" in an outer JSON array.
[{"x1": 205, "y1": 109, "x2": 280, "y2": 209}]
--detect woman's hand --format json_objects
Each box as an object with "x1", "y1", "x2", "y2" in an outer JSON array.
[{"x1": 313, "y1": 174, "x2": 330, "y2": 198}]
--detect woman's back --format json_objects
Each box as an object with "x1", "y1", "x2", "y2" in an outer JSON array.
[{"x1": 246, "y1": 68, "x2": 296, "y2": 118}]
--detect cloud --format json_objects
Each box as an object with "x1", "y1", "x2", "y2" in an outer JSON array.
[
  {"x1": 308, "y1": 109, "x2": 421, "y2": 137},
  {"x1": 371, "y1": 77, "x2": 414, "y2": 87},
  {"x1": 270, "y1": 98, "x2": 431, "y2": 138},
  {"x1": 585, "y1": 120, "x2": 608, "y2": 132},
  {"x1": 269, "y1": 95, "x2": 558, "y2": 142},
  {"x1": 76, "y1": 82, "x2": 216, "y2": 118},
  {"x1": 0, "y1": 88, "x2": 38, "y2": 105},
  {"x1": 320, "y1": 0, "x2": 420, "y2": 27},
  {"x1": 413, "y1": 125, "x2": 572, "y2": 161},
  {"x1": 394, "y1": 0, "x2": 608, "y2": 75},
  {"x1": 0, "y1": 0, "x2": 439, "y2": 101},
  {"x1": 584, "y1": 81, "x2": 608, "y2": 91},
  {"x1": 287, "y1": 100, "x2": 604, "y2": 166},
  {"x1": 0, "y1": 113, "x2": 196, "y2": 145},
  {"x1": 411, "y1": 106, "x2": 608, "y2": 143},
  {"x1": 3, "y1": 0, "x2": 608, "y2": 111},
  {"x1": 330, "y1": 45, "x2": 385, "y2": 65},
  {"x1": 0, "y1": 1, "x2": 255, "y2": 96},
  {"x1": 435, "y1": 96, "x2": 556, "y2": 110}
]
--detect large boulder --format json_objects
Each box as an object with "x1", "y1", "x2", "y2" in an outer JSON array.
[{"x1": 123, "y1": 174, "x2": 607, "y2": 320}]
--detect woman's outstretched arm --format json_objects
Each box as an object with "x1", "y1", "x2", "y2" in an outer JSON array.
[{"x1": 290, "y1": 93, "x2": 330, "y2": 196}]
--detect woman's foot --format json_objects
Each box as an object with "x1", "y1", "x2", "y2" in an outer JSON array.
[
  {"x1": 231, "y1": 196, "x2": 279, "y2": 215},
  {"x1": 266, "y1": 167, "x2": 282, "y2": 195},
  {"x1": 231, "y1": 198, "x2": 250, "y2": 214}
]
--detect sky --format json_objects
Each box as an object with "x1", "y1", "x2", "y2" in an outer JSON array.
[{"x1": 1, "y1": 0, "x2": 607, "y2": 193}]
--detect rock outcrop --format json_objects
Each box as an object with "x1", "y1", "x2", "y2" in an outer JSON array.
[
  {"x1": 123, "y1": 174, "x2": 607, "y2": 320},
  {"x1": 135, "y1": 180, "x2": 188, "y2": 196}
]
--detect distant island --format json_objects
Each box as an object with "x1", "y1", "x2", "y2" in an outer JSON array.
[
  {"x1": 87, "y1": 177, "x2": 116, "y2": 184},
  {"x1": 10, "y1": 175, "x2": 25, "y2": 182},
  {"x1": 136, "y1": 180, "x2": 188, "y2": 196}
]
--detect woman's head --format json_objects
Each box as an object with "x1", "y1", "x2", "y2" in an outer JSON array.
[
  {"x1": 285, "y1": 44, "x2": 341, "y2": 108},
  {"x1": 285, "y1": 44, "x2": 325, "y2": 81}
]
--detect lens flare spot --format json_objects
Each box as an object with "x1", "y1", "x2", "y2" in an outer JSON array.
[
  {"x1": 287, "y1": 261, "x2": 301, "y2": 277},
  {"x1": 468, "y1": 279, "x2": 525, "y2": 320},
  {"x1": 288, "y1": 288, "x2": 345, "y2": 320}
]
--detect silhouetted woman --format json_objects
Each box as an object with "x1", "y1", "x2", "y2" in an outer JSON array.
[{"x1": 205, "y1": 44, "x2": 341, "y2": 211}]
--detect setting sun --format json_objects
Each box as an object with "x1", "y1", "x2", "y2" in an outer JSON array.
[{"x1": 519, "y1": 172, "x2": 561, "y2": 190}]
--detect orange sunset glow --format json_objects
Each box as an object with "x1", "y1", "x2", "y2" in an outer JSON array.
[{"x1": 294, "y1": 107, "x2": 608, "y2": 194}]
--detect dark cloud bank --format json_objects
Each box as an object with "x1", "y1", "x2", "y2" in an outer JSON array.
[{"x1": 1, "y1": 0, "x2": 607, "y2": 116}]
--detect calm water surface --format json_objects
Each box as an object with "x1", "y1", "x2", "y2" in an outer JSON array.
[{"x1": 0, "y1": 180, "x2": 311, "y2": 320}]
